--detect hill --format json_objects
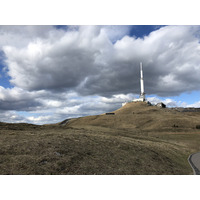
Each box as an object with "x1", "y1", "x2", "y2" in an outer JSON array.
[
  {"x1": 0, "y1": 101, "x2": 200, "y2": 174},
  {"x1": 66, "y1": 101, "x2": 200, "y2": 132}
]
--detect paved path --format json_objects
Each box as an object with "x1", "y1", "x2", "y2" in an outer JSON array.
[{"x1": 188, "y1": 152, "x2": 200, "y2": 175}]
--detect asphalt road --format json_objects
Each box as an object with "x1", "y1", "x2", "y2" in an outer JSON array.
[{"x1": 188, "y1": 152, "x2": 200, "y2": 175}]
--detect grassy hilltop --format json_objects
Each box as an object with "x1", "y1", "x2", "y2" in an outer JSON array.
[{"x1": 0, "y1": 101, "x2": 200, "y2": 175}]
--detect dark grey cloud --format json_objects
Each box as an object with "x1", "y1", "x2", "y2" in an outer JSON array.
[
  {"x1": 77, "y1": 26, "x2": 200, "y2": 97},
  {"x1": 0, "y1": 87, "x2": 44, "y2": 111},
  {"x1": 2, "y1": 26, "x2": 103, "y2": 91},
  {"x1": 1, "y1": 25, "x2": 200, "y2": 124},
  {"x1": 0, "y1": 110, "x2": 27, "y2": 123},
  {"x1": 0, "y1": 26, "x2": 59, "y2": 48},
  {"x1": 0, "y1": 99, "x2": 41, "y2": 111},
  {"x1": 2, "y1": 25, "x2": 200, "y2": 98}
]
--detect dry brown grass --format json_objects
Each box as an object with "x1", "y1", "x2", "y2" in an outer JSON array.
[
  {"x1": 68, "y1": 102, "x2": 200, "y2": 131},
  {"x1": 0, "y1": 124, "x2": 190, "y2": 175},
  {"x1": 0, "y1": 102, "x2": 200, "y2": 174}
]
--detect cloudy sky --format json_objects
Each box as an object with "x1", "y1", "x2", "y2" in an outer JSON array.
[{"x1": 0, "y1": 25, "x2": 200, "y2": 124}]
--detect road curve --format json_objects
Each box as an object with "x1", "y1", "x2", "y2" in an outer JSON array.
[{"x1": 188, "y1": 152, "x2": 200, "y2": 175}]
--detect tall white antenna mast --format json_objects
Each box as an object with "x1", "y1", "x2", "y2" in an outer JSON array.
[
  {"x1": 122, "y1": 62, "x2": 146, "y2": 106},
  {"x1": 139, "y1": 62, "x2": 145, "y2": 101}
]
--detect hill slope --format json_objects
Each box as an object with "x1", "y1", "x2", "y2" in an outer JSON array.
[
  {"x1": 66, "y1": 101, "x2": 200, "y2": 131},
  {"x1": 57, "y1": 101, "x2": 200, "y2": 174},
  {"x1": 0, "y1": 102, "x2": 200, "y2": 174}
]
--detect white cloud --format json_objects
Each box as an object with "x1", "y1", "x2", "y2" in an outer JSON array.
[
  {"x1": 147, "y1": 96, "x2": 191, "y2": 107},
  {"x1": 1, "y1": 25, "x2": 200, "y2": 124},
  {"x1": 2, "y1": 27, "x2": 101, "y2": 91},
  {"x1": 2, "y1": 25, "x2": 200, "y2": 97},
  {"x1": 185, "y1": 101, "x2": 200, "y2": 108},
  {"x1": 26, "y1": 115, "x2": 53, "y2": 124},
  {"x1": 101, "y1": 25, "x2": 132, "y2": 42},
  {"x1": 101, "y1": 93, "x2": 135, "y2": 103},
  {"x1": 0, "y1": 26, "x2": 58, "y2": 48},
  {"x1": 0, "y1": 110, "x2": 27, "y2": 123}
]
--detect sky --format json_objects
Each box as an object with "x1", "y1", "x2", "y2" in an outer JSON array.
[{"x1": 0, "y1": 25, "x2": 200, "y2": 124}]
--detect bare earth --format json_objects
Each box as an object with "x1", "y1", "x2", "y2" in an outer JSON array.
[{"x1": 0, "y1": 101, "x2": 200, "y2": 175}]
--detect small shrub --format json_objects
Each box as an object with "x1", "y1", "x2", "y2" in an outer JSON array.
[{"x1": 196, "y1": 125, "x2": 200, "y2": 129}]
